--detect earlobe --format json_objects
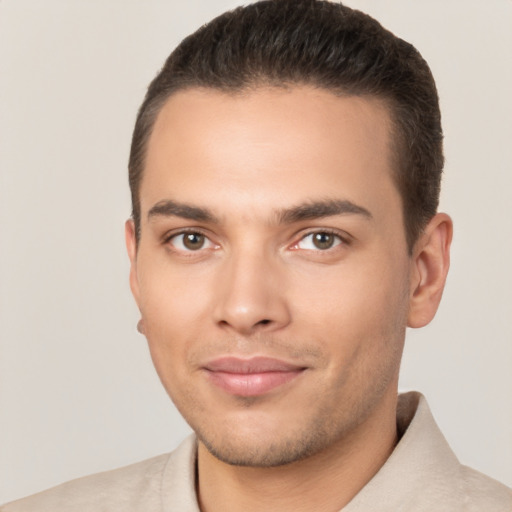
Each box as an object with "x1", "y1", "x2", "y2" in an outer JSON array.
[
  {"x1": 407, "y1": 213, "x2": 453, "y2": 328},
  {"x1": 125, "y1": 219, "x2": 141, "y2": 308}
]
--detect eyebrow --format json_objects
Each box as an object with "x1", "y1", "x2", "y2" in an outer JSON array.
[
  {"x1": 276, "y1": 199, "x2": 373, "y2": 224},
  {"x1": 148, "y1": 200, "x2": 217, "y2": 223},
  {"x1": 147, "y1": 198, "x2": 372, "y2": 224}
]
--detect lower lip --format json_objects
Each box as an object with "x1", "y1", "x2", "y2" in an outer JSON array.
[{"x1": 205, "y1": 370, "x2": 304, "y2": 397}]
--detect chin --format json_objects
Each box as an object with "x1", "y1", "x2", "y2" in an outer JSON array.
[{"x1": 195, "y1": 419, "x2": 335, "y2": 468}]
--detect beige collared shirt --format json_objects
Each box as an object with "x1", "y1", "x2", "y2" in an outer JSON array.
[{"x1": 2, "y1": 392, "x2": 511, "y2": 511}]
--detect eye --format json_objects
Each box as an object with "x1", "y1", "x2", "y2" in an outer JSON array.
[
  {"x1": 296, "y1": 231, "x2": 343, "y2": 250},
  {"x1": 168, "y1": 232, "x2": 215, "y2": 252}
]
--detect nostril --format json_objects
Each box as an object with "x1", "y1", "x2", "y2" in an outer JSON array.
[{"x1": 258, "y1": 319, "x2": 271, "y2": 326}]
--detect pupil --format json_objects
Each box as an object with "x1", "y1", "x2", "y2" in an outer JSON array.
[
  {"x1": 313, "y1": 233, "x2": 334, "y2": 249},
  {"x1": 184, "y1": 233, "x2": 204, "y2": 250}
]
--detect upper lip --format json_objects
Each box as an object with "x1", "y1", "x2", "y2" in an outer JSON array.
[{"x1": 203, "y1": 356, "x2": 306, "y2": 374}]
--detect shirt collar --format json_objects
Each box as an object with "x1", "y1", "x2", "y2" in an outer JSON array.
[
  {"x1": 343, "y1": 391, "x2": 460, "y2": 511},
  {"x1": 160, "y1": 392, "x2": 459, "y2": 512}
]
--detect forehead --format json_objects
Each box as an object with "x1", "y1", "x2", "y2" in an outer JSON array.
[{"x1": 141, "y1": 86, "x2": 399, "y2": 223}]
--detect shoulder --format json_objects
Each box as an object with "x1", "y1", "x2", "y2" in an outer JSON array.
[
  {"x1": 0, "y1": 436, "x2": 197, "y2": 512},
  {"x1": 457, "y1": 465, "x2": 512, "y2": 511},
  {"x1": 405, "y1": 392, "x2": 512, "y2": 511},
  {"x1": 350, "y1": 392, "x2": 512, "y2": 512},
  {"x1": 0, "y1": 454, "x2": 170, "y2": 512}
]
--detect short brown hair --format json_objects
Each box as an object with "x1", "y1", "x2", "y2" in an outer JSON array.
[{"x1": 129, "y1": 0, "x2": 443, "y2": 251}]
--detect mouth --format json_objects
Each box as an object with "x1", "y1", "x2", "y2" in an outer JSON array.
[{"x1": 202, "y1": 356, "x2": 307, "y2": 397}]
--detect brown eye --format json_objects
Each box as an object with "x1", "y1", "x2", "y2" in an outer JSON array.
[
  {"x1": 312, "y1": 232, "x2": 336, "y2": 249},
  {"x1": 182, "y1": 233, "x2": 205, "y2": 250},
  {"x1": 296, "y1": 231, "x2": 343, "y2": 251},
  {"x1": 169, "y1": 232, "x2": 214, "y2": 252}
]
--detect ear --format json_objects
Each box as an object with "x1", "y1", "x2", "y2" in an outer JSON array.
[
  {"x1": 125, "y1": 219, "x2": 141, "y2": 309},
  {"x1": 407, "y1": 213, "x2": 453, "y2": 328}
]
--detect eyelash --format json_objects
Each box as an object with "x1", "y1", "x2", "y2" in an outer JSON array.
[
  {"x1": 292, "y1": 229, "x2": 349, "y2": 251},
  {"x1": 163, "y1": 229, "x2": 217, "y2": 253}
]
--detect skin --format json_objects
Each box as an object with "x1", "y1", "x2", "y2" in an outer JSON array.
[{"x1": 126, "y1": 86, "x2": 452, "y2": 512}]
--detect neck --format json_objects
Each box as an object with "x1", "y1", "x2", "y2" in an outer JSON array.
[{"x1": 196, "y1": 391, "x2": 399, "y2": 512}]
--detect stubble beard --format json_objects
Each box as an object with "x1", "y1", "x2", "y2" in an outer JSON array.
[
  {"x1": 196, "y1": 404, "x2": 336, "y2": 468},
  {"x1": 165, "y1": 295, "x2": 408, "y2": 469},
  {"x1": 189, "y1": 369, "x2": 394, "y2": 469}
]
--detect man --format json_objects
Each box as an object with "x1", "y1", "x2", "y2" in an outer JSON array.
[{"x1": 2, "y1": 0, "x2": 511, "y2": 510}]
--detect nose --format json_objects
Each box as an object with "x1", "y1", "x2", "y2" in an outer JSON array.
[{"x1": 213, "y1": 248, "x2": 291, "y2": 335}]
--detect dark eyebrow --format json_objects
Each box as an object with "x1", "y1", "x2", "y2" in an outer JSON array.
[
  {"x1": 147, "y1": 198, "x2": 372, "y2": 225},
  {"x1": 147, "y1": 200, "x2": 217, "y2": 223},
  {"x1": 277, "y1": 199, "x2": 372, "y2": 224}
]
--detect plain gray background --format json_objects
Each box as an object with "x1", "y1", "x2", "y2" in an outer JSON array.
[{"x1": 1, "y1": 0, "x2": 511, "y2": 503}]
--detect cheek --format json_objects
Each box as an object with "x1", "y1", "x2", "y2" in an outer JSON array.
[
  {"x1": 307, "y1": 264, "x2": 408, "y2": 409},
  {"x1": 137, "y1": 252, "x2": 212, "y2": 326},
  {"x1": 135, "y1": 260, "x2": 214, "y2": 376},
  {"x1": 296, "y1": 254, "x2": 410, "y2": 356}
]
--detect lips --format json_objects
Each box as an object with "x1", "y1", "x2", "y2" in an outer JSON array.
[{"x1": 203, "y1": 356, "x2": 306, "y2": 397}]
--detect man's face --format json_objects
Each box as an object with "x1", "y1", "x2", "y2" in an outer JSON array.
[{"x1": 127, "y1": 87, "x2": 414, "y2": 466}]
